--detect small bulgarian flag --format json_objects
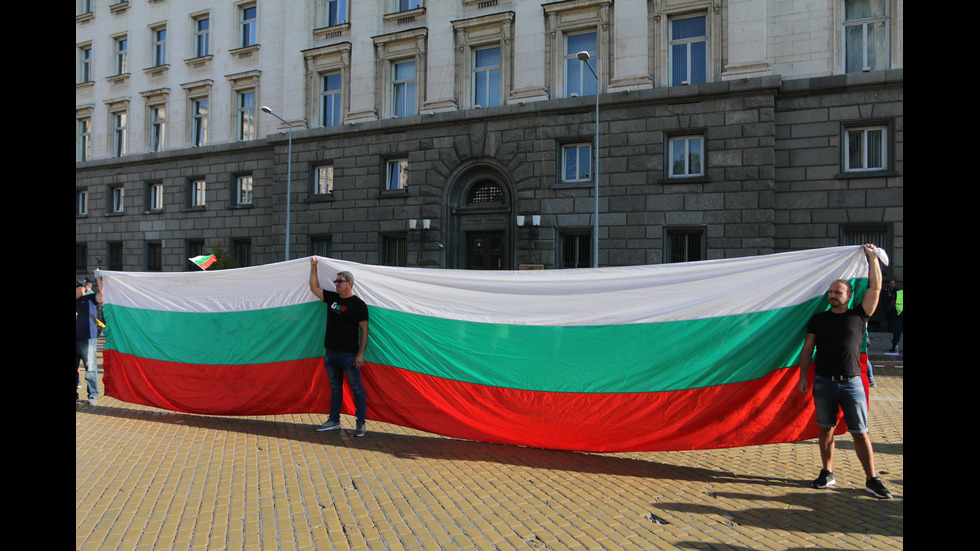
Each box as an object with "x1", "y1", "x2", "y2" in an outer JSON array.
[{"x1": 189, "y1": 254, "x2": 217, "y2": 270}]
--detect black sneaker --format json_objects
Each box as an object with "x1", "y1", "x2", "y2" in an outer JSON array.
[
  {"x1": 354, "y1": 422, "x2": 366, "y2": 437},
  {"x1": 865, "y1": 477, "x2": 892, "y2": 499},
  {"x1": 812, "y1": 469, "x2": 836, "y2": 489}
]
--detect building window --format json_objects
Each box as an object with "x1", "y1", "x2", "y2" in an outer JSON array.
[
  {"x1": 472, "y1": 47, "x2": 502, "y2": 108},
  {"x1": 146, "y1": 242, "x2": 163, "y2": 271},
  {"x1": 149, "y1": 105, "x2": 166, "y2": 152},
  {"x1": 236, "y1": 175, "x2": 253, "y2": 205},
  {"x1": 560, "y1": 232, "x2": 591, "y2": 268},
  {"x1": 670, "y1": 15, "x2": 707, "y2": 86},
  {"x1": 321, "y1": 73, "x2": 342, "y2": 127},
  {"x1": 326, "y1": 0, "x2": 348, "y2": 26},
  {"x1": 110, "y1": 186, "x2": 125, "y2": 213},
  {"x1": 77, "y1": 117, "x2": 91, "y2": 162},
  {"x1": 76, "y1": 244, "x2": 88, "y2": 272},
  {"x1": 467, "y1": 182, "x2": 504, "y2": 205},
  {"x1": 844, "y1": 125, "x2": 887, "y2": 172},
  {"x1": 151, "y1": 25, "x2": 167, "y2": 66},
  {"x1": 565, "y1": 32, "x2": 597, "y2": 98},
  {"x1": 146, "y1": 182, "x2": 164, "y2": 211},
  {"x1": 310, "y1": 236, "x2": 332, "y2": 258},
  {"x1": 397, "y1": 0, "x2": 420, "y2": 11},
  {"x1": 373, "y1": 28, "x2": 427, "y2": 118},
  {"x1": 112, "y1": 111, "x2": 128, "y2": 157},
  {"x1": 240, "y1": 4, "x2": 257, "y2": 48},
  {"x1": 665, "y1": 228, "x2": 705, "y2": 263},
  {"x1": 189, "y1": 179, "x2": 207, "y2": 207},
  {"x1": 77, "y1": 190, "x2": 89, "y2": 216},
  {"x1": 386, "y1": 159, "x2": 409, "y2": 191},
  {"x1": 238, "y1": 90, "x2": 256, "y2": 140},
  {"x1": 79, "y1": 45, "x2": 92, "y2": 83},
  {"x1": 313, "y1": 165, "x2": 334, "y2": 195},
  {"x1": 194, "y1": 15, "x2": 210, "y2": 58},
  {"x1": 234, "y1": 240, "x2": 252, "y2": 267},
  {"x1": 668, "y1": 135, "x2": 704, "y2": 177},
  {"x1": 392, "y1": 61, "x2": 416, "y2": 117},
  {"x1": 114, "y1": 35, "x2": 128, "y2": 75},
  {"x1": 383, "y1": 235, "x2": 408, "y2": 267},
  {"x1": 843, "y1": 0, "x2": 888, "y2": 73},
  {"x1": 108, "y1": 242, "x2": 123, "y2": 271},
  {"x1": 191, "y1": 98, "x2": 208, "y2": 146},
  {"x1": 562, "y1": 143, "x2": 592, "y2": 183},
  {"x1": 847, "y1": 128, "x2": 884, "y2": 171}
]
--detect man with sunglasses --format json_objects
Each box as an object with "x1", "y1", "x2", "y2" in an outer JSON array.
[
  {"x1": 797, "y1": 244, "x2": 891, "y2": 499},
  {"x1": 309, "y1": 257, "x2": 370, "y2": 437}
]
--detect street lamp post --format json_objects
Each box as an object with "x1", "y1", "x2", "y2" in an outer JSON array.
[
  {"x1": 260, "y1": 106, "x2": 293, "y2": 261},
  {"x1": 576, "y1": 51, "x2": 600, "y2": 268}
]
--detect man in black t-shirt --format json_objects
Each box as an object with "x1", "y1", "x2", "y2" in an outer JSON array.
[
  {"x1": 797, "y1": 244, "x2": 892, "y2": 499},
  {"x1": 309, "y1": 257, "x2": 370, "y2": 437}
]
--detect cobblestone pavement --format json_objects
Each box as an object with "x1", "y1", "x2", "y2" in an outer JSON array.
[{"x1": 77, "y1": 348, "x2": 902, "y2": 550}]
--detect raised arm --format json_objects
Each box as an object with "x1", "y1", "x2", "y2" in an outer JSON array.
[
  {"x1": 309, "y1": 257, "x2": 325, "y2": 301},
  {"x1": 860, "y1": 244, "x2": 882, "y2": 317}
]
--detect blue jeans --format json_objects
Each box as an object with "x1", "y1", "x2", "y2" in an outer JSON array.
[
  {"x1": 76, "y1": 338, "x2": 99, "y2": 400},
  {"x1": 813, "y1": 375, "x2": 868, "y2": 434},
  {"x1": 324, "y1": 350, "x2": 366, "y2": 423}
]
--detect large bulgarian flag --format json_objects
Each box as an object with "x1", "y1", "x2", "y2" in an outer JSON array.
[{"x1": 97, "y1": 246, "x2": 874, "y2": 452}]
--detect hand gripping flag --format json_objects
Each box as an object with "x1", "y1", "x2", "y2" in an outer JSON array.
[{"x1": 96, "y1": 246, "x2": 877, "y2": 452}]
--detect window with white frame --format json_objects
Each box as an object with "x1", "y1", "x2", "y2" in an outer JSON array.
[
  {"x1": 373, "y1": 29, "x2": 426, "y2": 118},
  {"x1": 843, "y1": 0, "x2": 888, "y2": 73},
  {"x1": 473, "y1": 47, "x2": 501, "y2": 108},
  {"x1": 668, "y1": 135, "x2": 704, "y2": 177},
  {"x1": 79, "y1": 45, "x2": 92, "y2": 83},
  {"x1": 240, "y1": 4, "x2": 257, "y2": 48},
  {"x1": 114, "y1": 35, "x2": 128, "y2": 75},
  {"x1": 193, "y1": 14, "x2": 211, "y2": 58},
  {"x1": 326, "y1": 0, "x2": 348, "y2": 26},
  {"x1": 77, "y1": 190, "x2": 89, "y2": 215},
  {"x1": 190, "y1": 179, "x2": 207, "y2": 207},
  {"x1": 111, "y1": 110, "x2": 128, "y2": 157},
  {"x1": 237, "y1": 89, "x2": 256, "y2": 140},
  {"x1": 147, "y1": 182, "x2": 164, "y2": 211},
  {"x1": 191, "y1": 97, "x2": 208, "y2": 146},
  {"x1": 110, "y1": 186, "x2": 125, "y2": 213},
  {"x1": 844, "y1": 124, "x2": 887, "y2": 172},
  {"x1": 562, "y1": 143, "x2": 592, "y2": 183},
  {"x1": 386, "y1": 159, "x2": 409, "y2": 191},
  {"x1": 565, "y1": 32, "x2": 597, "y2": 98},
  {"x1": 151, "y1": 24, "x2": 167, "y2": 66},
  {"x1": 313, "y1": 165, "x2": 334, "y2": 195},
  {"x1": 149, "y1": 105, "x2": 166, "y2": 152},
  {"x1": 77, "y1": 117, "x2": 91, "y2": 162},
  {"x1": 397, "y1": 0, "x2": 420, "y2": 12},
  {"x1": 236, "y1": 175, "x2": 253, "y2": 205},
  {"x1": 664, "y1": 227, "x2": 705, "y2": 263},
  {"x1": 670, "y1": 15, "x2": 707, "y2": 86},
  {"x1": 392, "y1": 61, "x2": 416, "y2": 117},
  {"x1": 321, "y1": 73, "x2": 342, "y2": 127}
]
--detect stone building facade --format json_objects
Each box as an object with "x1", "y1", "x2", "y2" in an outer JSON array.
[{"x1": 75, "y1": 0, "x2": 903, "y2": 281}]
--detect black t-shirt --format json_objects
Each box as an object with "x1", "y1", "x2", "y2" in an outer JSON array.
[
  {"x1": 322, "y1": 291, "x2": 369, "y2": 353},
  {"x1": 806, "y1": 306, "x2": 869, "y2": 378}
]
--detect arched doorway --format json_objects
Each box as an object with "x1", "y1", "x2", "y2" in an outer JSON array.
[{"x1": 445, "y1": 162, "x2": 514, "y2": 270}]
